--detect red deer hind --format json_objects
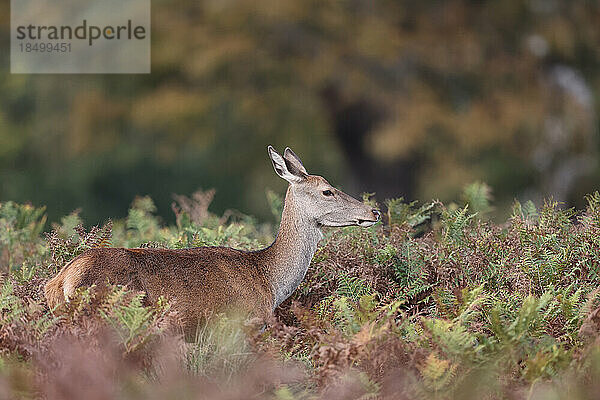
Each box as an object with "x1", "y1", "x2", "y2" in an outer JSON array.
[{"x1": 44, "y1": 146, "x2": 380, "y2": 333}]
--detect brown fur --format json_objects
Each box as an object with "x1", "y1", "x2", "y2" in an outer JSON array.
[{"x1": 45, "y1": 247, "x2": 275, "y2": 332}]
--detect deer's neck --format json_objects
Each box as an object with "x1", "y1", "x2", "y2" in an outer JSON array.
[{"x1": 264, "y1": 187, "x2": 322, "y2": 309}]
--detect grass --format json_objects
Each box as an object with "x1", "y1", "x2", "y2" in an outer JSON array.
[{"x1": 1, "y1": 188, "x2": 600, "y2": 399}]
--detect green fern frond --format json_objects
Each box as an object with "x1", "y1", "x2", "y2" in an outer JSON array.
[
  {"x1": 336, "y1": 273, "x2": 373, "y2": 301},
  {"x1": 462, "y1": 182, "x2": 493, "y2": 216},
  {"x1": 419, "y1": 353, "x2": 458, "y2": 393},
  {"x1": 441, "y1": 205, "x2": 476, "y2": 244},
  {"x1": 385, "y1": 197, "x2": 436, "y2": 228}
]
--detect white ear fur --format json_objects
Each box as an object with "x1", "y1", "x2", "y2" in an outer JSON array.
[
  {"x1": 268, "y1": 146, "x2": 304, "y2": 184},
  {"x1": 284, "y1": 147, "x2": 308, "y2": 175}
]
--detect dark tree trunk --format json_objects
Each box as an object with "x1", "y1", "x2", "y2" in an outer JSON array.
[{"x1": 320, "y1": 85, "x2": 419, "y2": 202}]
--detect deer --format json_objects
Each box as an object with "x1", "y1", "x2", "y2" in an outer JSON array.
[{"x1": 44, "y1": 146, "x2": 381, "y2": 334}]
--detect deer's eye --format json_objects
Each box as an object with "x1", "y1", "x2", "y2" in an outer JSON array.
[{"x1": 322, "y1": 190, "x2": 334, "y2": 197}]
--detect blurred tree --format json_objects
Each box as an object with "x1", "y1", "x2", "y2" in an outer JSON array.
[{"x1": 0, "y1": 0, "x2": 598, "y2": 223}]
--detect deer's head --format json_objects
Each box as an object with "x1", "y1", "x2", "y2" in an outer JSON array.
[{"x1": 268, "y1": 146, "x2": 380, "y2": 228}]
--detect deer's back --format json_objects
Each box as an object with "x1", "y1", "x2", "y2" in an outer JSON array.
[{"x1": 50, "y1": 247, "x2": 274, "y2": 331}]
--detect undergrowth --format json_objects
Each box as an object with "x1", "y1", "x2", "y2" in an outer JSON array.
[{"x1": 1, "y1": 187, "x2": 600, "y2": 399}]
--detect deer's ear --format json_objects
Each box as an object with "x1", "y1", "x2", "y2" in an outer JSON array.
[
  {"x1": 283, "y1": 147, "x2": 308, "y2": 176},
  {"x1": 268, "y1": 146, "x2": 305, "y2": 184}
]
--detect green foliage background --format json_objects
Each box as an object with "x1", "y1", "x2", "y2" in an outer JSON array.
[{"x1": 0, "y1": 0, "x2": 599, "y2": 224}]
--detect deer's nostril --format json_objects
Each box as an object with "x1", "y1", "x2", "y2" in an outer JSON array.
[{"x1": 372, "y1": 209, "x2": 381, "y2": 220}]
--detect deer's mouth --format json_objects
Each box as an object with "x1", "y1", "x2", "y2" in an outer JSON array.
[{"x1": 356, "y1": 219, "x2": 378, "y2": 227}]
